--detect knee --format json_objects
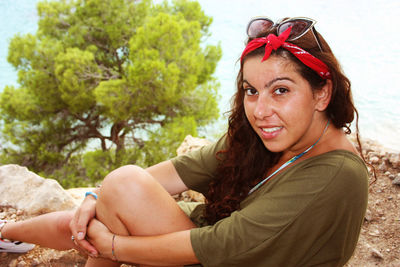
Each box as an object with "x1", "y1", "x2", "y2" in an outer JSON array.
[{"x1": 100, "y1": 165, "x2": 154, "y2": 203}]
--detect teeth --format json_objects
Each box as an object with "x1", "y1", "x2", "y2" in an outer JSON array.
[{"x1": 262, "y1": 127, "x2": 282, "y2": 133}]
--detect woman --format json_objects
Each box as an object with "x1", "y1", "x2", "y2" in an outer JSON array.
[{"x1": 0, "y1": 17, "x2": 368, "y2": 266}]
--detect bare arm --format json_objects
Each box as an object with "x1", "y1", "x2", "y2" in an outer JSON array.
[
  {"x1": 87, "y1": 218, "x2": 199, "y2": 266},
  {"x1": 146, "y1": 160, "x2": 189, "y2": 195}
]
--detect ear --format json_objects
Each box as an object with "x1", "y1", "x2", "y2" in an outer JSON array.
[{"x1": 314, "y1": 79, "x2": 332, "y2": 112}]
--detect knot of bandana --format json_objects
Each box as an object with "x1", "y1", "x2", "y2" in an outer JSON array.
[{"x1": 240, "y1": 27, "x2": 331, "y2": 79}]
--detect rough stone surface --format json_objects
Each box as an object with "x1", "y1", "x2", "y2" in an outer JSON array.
[
  {"x1": 176, "y1": 135, "x2": 212, "y2": 156},
  {"x1": 66, "y1": 187, "x2": 96, "y2": 206},
  {"x1": 392, "y1": 176, "x2": 400, "y2": 186},
  {"x1": 0, "y1": 165, "x2": 77, "y2": 215},
  {"x1": 174, "y1": 135, "x2": 209, "y2": 203}
]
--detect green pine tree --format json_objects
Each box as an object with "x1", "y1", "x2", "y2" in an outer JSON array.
[{"x1": 0, "y1": 0, "x2": 221, "y2": 178}]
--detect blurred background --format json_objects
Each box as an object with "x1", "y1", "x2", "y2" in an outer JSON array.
[{"x1": 1, "y1": 0, "x2": 399, "y2": 152}]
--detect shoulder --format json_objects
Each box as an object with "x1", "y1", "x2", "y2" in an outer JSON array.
[
  {"x1": 245, "y1": 150, "x2": 369, "y2": 207},
  {"x1": 300, "y1": 150, "x2": 369, "y2": 189}
]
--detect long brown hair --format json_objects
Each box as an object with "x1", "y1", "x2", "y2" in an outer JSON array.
[{"x1": 204, "y1": 23, "x2": 366, "y2": 224}]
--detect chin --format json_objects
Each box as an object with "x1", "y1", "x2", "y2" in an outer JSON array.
[{"x1": 262, "y1": 141, "x2": 286, "y2": 153}]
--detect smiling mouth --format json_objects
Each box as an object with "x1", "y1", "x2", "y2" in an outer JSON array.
[{"x1": 261, "y1": 126, "x2": 283, "y2": 133}]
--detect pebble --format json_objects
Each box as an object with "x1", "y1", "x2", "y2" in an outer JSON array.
[
  {"x1": 364, "y1": 209, "x2": 373, "y2": 221},
  {"x1": 9, "y1": 259, "x2": 18, "y2": 267},
  {"x1": 392, "y1": 176, "x2": 400, "y2": 186},
  {"x1": 378, "y1": 162, "x2": 386, "y2": 171},
  {"x1": 369, "y1": 229, "x2": 380, "y2": 236},
  {"x1": 31, "y1": 259, "x2": 40, "y2": 266},
  {"x1": 371, "y1": 247, "x2": 384, "y2": 259},
  {"x1": 370, "y1": 156, "x2": 380, "y2": 164},
  {"x1": 8, "y1": 208, "x2": 16, "y2": 214},
  {"x1": 17, "y1": 260, "x2": 27, "y2": 267}
]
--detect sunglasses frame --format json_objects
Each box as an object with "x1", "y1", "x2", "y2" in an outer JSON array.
[{"x1": 246, "y1": 16, "x2": 323, "y2": 52}]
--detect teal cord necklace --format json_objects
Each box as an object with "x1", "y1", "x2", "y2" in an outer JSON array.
[{"x1": 248, "y1": 120, "x2": 330, "y2": 196}]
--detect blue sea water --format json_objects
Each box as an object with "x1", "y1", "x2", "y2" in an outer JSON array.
[{"x1": 1, "y1": 0, "x2": 399, "y2": 151}]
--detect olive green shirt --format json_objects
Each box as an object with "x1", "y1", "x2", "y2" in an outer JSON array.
[{"x1": 171, "y1": 136, "x2": 369, "y2": 267}]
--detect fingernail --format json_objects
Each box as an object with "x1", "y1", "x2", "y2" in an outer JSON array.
[
  {"x1": 90, "y1": 252, "x2": 98, "y2": 257},
  {"x1": 77, "y1": 232, "x2": 85, "y2": 240}
]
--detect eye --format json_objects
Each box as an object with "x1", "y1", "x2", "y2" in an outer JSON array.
[
  {"x1": 274, "y1": 87, "x2": 289, "y2": 95},
  {"x1": 244, "y1": 88, "x2": 258, "y2": 96}
]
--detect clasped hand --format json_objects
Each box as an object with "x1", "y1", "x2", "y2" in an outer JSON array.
[{"x1": 69, "y1": 196, "x2": 113, "y2": 259}]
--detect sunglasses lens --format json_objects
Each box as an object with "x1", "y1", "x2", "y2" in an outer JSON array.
[
  {"x1": 278, "y1": 20, "x2": 313, "y2": 40},
  {"x1": 247, "y1": 19, "x2": 274, "y2": 38}
]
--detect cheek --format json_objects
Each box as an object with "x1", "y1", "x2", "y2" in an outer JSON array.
[
  {"x1": 243, "y1": 99, "x2": 254, "y2": 123},
  {"x1": 284, "y1": 96, "x2": 316, "y2": 122}
]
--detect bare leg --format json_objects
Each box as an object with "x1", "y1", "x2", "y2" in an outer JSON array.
[
  {"x1": 1, "y1": 210, "x2": 75, "y2": 250},
  {"x1": 85, "y1": 165, "x2": 196, "y2": 267}
]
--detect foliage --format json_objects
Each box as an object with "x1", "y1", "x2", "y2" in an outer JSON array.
[{"x1": 0, "y1": 0, "x2": 221, "y2": 183}]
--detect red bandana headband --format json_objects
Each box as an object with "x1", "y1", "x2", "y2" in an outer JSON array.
[{"x1": 240, "y1": 27, "x2": 331, "y2": 79}]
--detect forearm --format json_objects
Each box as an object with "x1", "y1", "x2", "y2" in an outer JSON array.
[{"x1": 108, "y1": 230, "x2": 199, "y2": 266}]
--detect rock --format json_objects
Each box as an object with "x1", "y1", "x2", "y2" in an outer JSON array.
[
  {"x1": 175, "y1": 135, "x2": 211, "y2": 203},
  {"x1": 9, "y1": 259, "x2": 18, "y2": 267},
  {"x1": 67, "y1": 187, "x2": 96, "y2": 206},
  {"x1": 369, "y1": 156, "x2": 380, "y2": 164},
  {"x1": 176, "y1": 135, "x2": 212, "y2": 156},
  {"x1": 392, "y1": 175, "x2": 400, "y2": 186},
  {"x1": 364, "y1": 209, "x2": 373, "y2": 221},
  {"x1": 368, "y1": 229, "x2": 380, "y2": 236},
  {"x1": 181, "y1": 190, "x2": 205, "y2": 203},
  {"x1": 371, "y1": 247, "x2": 384, "y2": 259},
  {"x1": 378, "y1": 161, "x2": 386, "y2": 171},
  {"x1": 388, "y1": 153, "x2": 400, "y2": 168},
  {"x1": 31, "y1": 259, "x2": 40, "y2": 266},
  {"x1": 0, "y1": 164, "x2": 77, "y2": 215}
]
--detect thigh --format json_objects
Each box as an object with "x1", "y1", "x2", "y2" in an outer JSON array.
[{"x1": 95, "y1": 165, "x2": 196, "y2": 237}]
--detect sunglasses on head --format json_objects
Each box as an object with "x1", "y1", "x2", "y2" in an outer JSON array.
[{"x1": 246, "y1": 17, "x2": 323, "y2": 52}]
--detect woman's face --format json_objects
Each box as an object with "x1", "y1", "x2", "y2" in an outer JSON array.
[{"x1": 243, "y1": 55, "x2": 326, "y2": 156}]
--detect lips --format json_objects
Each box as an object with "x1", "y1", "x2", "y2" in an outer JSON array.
[{"x1": 259, "y1": 126, "x2": 283, "y2": 139}]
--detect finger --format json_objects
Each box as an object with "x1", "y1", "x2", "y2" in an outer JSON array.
[
  {"x1": 76, "y1": 239, "x2": 99, "y2": 256},
  {"x1": 72, "y1": 238, "x2": 98, "y2": 257},
  {"x1": 75, "y1": 209, "x2": 94, "y2": 240},
  {"x1": 69, "y1": 209, "x2": 81, "y2": 238}
]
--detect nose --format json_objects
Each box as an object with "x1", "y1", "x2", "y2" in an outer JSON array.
[{"x1": 254, "y1": 97, "x2": 274, "y2": 120}]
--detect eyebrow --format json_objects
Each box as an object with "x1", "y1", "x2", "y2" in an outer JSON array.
[{"x1": 242, "y1": 77, "x2": 295, "y2": 89}]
